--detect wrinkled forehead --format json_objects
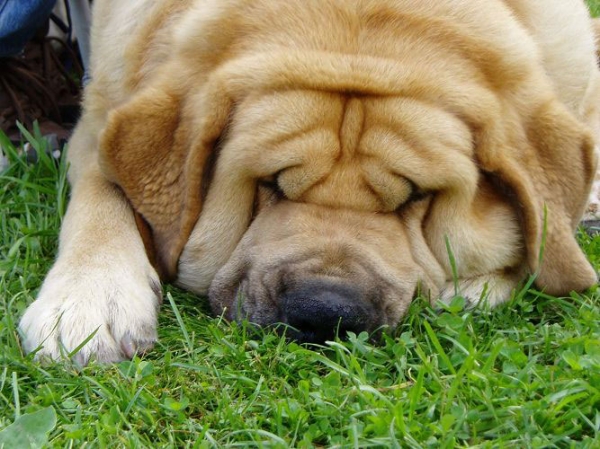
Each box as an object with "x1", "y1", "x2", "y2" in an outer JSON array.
[{"x1": 223, "y1": 90, "x2": 478, "y2": 211}]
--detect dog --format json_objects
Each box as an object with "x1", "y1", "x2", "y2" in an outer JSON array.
[{"x1": 19, "y1": 0, "x2": 600, "y2": 363}]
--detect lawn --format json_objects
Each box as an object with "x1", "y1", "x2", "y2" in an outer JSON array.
[{"x1": 2, "y1": 5, "x2": 600, "y2": 448}]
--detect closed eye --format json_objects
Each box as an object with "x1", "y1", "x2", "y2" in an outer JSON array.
[
  {"x1": 408, "y1": 187, "x2": 430, "y2": 203},
  {"x1": 258, "y1": 175, "x2": 286, "y2": 200},
  {"x1": 395, "y1": 179, "x2": 432, "y2": 213}
]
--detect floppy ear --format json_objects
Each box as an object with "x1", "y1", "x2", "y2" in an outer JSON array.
[
  {"x1": 99, "y1": 76, "x2": 231, "y2": 280},
  {"x1": 477, "y1": 100, "x2": 597, "y2": 295}
]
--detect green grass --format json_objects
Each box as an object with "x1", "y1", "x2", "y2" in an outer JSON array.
[
  {"x1": 3, "y1": 4, "x2": 600, "y2": 445},
  {"x1": 589, "y1": 0, "x2": 600, "y2": 17}
]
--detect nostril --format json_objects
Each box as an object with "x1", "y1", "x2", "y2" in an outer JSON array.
[{"x1": 279, "y1": 281, "x2": 374, "y2": 343}]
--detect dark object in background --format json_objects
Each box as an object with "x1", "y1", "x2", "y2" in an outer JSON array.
[
  {"x1": 0, "y1": 0, "x2": 58, "y2": 57},
  {"x1": 0, "y1": 0, "x2": 83, "y2": 142},
  {"x1": 581, "y1": 219, "x2": 600, "y2": 236}
]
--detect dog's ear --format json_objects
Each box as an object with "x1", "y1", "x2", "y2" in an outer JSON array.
[
  {"x1": 477, "y1": 100, "x2": 597, "y2": 295},
  {"x1": 99, "y1": 76, "x2": 231, "y2": 280}
]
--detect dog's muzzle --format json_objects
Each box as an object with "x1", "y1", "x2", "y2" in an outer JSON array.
[{"x1": 278, "y1": 280, "x2": 376, "y2": 343}]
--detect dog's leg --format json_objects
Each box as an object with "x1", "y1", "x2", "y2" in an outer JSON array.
[{"x1": 19, "y1": 120, "x2": 161, "y2": 365}]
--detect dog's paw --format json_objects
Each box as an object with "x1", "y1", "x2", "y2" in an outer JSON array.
[
  {"x1": 436, "y1": 271, "x2": 522, "y2": 310},
  {"x1": 19, "y1": 260, "x2": 161, "y2": 365},
  {"x1": 583, "y1": 174, "x2": 600, "y2": 221}
]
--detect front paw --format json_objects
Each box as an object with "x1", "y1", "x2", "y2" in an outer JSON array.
[
  {"x1": 436, "y1": 270, "x2": 523, "y2": 310},
  {"x1": 583, "y1": 175, "x2": 600, "y2": 221},
  {"x1": 19, "y1": 261, "x2": 162, "y2": 365}
]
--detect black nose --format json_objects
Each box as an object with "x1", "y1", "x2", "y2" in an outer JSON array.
[{"x1": 279, "y1": 281, "x2": 375, "y2": 343}]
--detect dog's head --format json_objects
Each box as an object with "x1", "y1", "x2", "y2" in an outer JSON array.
[{"x1": 99, "y1": 2, "x2": 597, "y2": 342}]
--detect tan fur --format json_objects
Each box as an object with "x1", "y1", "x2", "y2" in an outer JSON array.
[{"x1": 19, "y1": 0, "x2": 600, "y2": 363}]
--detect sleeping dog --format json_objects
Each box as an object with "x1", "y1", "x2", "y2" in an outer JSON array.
[{"x1": 20, "y1": 0, "x2": 600, "y2": 363}]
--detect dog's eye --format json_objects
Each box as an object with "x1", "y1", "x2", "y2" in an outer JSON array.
[
  {"x1": 395, "y1": 182, "x2": 431, "y2": 213},
  {"x1": 258, "y1": 176, "x2": 286, "y2": 200},
  {"x1": 254, "y1": 177, "x2": 286, "y2": 216},
  {"x1": 402, "y1": 178, "x2": 430, "y2": 203},
  {"x1": 409, "y1": 188, "x2": 430, "y2": 203}
]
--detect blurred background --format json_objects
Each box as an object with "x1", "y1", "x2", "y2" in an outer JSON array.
[{"x1": 0, "y1": 0, "x2": 91, "y2": 146}]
